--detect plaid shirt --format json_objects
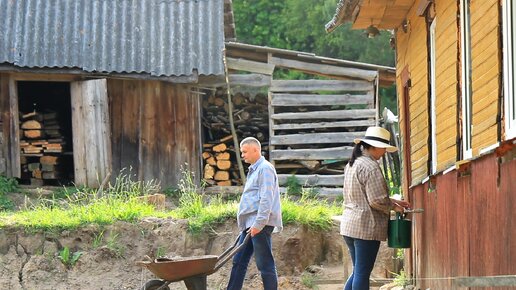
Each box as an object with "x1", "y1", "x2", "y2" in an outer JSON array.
[
  {"x1": 237, "y1": 156, "x2": 283, "y2": 232},
  {"x1": 340, "y1": 153, "x2": 393, "y2": 241}
]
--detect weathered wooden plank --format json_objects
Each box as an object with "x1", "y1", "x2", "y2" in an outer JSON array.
[
  {"x1": 8, "y1": 77, "x2": 20, "y2": 177},
  {"x1": 270, "y1": 146, "x2": 353, "y2": 160},
  {"x1": 270, "y1": 132, "x2": 363, "y2": 145},
  {"x1": 279, "y1": 186, "x2": 342, "y2": 197},
  {"x1": 271, "y1": 109, "x2": 376, "y2": 120},
  {"x1": 226, "y1": 57, "x2": 275, "y2": 75},
  {"x1": 271, "y1": 93, "x2": 373, "y2": 106},
  {"x1": 278, "y1": 174, "x2": 344, "y2": 186},
  {"x1": 272, "y1": 120, "x2": 375, "y2": 130},
  {"x1": 269, "y1": 56, "x2": 377, "y2": 81},
  {"x1": 71, "y1": 79, "x2": 112, "y2": 188},
  {"x1": 200, "y1": 74, "x2": 272, "y2": 87},
  {"x1": 270, "y1": 80, "x2": 373, "y2": 92}
]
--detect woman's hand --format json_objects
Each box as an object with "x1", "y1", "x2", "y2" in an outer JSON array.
[{"x1": 391, "y1": 198, "x2": 411, "y2": 212}]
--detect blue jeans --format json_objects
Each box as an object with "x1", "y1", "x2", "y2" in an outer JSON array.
[
  {"x1": 227, "y1": 226, "x2": 277, "y2": 290},
  {"x1": 343, "y1": 236, "x2": 380, "y2": 290}
]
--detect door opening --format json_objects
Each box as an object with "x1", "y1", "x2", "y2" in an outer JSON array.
[{"x1": 17, "y1": 81, "x2": 74, "y2": 186}]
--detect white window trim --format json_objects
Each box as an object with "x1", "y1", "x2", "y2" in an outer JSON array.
[
  {"x1": 503, "y1": 0, "x2": 516, "y2": 140},
  {"x1": 430, "y1": 18, "x2": 437, "y2": 173},
  {"x1": 460, "y1": 0, "x2": 473, "y2": 159}
]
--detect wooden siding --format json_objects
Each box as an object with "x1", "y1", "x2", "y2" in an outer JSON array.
[
  {"x1": 108, "y1": 79, "x2": 201, "y2": 188},
  {"x1": 410, "y1": 152, "x2": 516, "y2": 290},
  {"x1": 434, "y1": 0, "x2": 459, "y2": 171},
  {"x1": 470, "y1": 0, "x2": 501, "y2": 154},
  {"x1": 396, "y1": 6, "x2": 429, "y2": 186}
]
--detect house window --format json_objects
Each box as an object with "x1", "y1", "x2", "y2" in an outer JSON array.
[
  {"x1": 503, "y1": 0, "x2": 516, "y2": 139},
  {"x1": 430, "y1": 18, "x2": 437, "y2": 173},
  {"x1": 460, "y1": 0, "x2": 472, "y2": 158}
]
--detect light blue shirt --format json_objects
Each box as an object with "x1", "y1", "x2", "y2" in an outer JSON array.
[{"x1": 237, "y1": 156, "x2": 283, "y2": 232}]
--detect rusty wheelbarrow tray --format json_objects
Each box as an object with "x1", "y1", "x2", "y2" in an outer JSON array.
[{"x1": 137, "y1": 233, "x2": 251, "y2": 290}]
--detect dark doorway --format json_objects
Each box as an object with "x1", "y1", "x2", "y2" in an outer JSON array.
[{"x1": 17, "y1": 81, "x2": 74, "y2": 186}]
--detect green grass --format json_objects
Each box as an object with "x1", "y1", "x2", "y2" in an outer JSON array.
[{"x1": 0, "y1": 169, "x2": 341, "y2": 234}]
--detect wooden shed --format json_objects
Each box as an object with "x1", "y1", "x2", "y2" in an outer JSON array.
[
  {"x1": 201, "y1": 42, "x2": 395, "y2": 196},
  {"x1": 0, "y1": 0, "x2": 234, "y2": 188},
  {"x1": 327, "y1": 0, "x2": 516, "y2": 288}
]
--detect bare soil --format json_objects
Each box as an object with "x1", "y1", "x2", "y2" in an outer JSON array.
[{"x1": 0, "y1": 191, "x2": 399, "y2": 290}]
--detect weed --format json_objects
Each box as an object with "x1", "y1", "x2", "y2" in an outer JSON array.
[
  {"x1": 155, "y1": 246, "x2": 166, "y2": 258},
  {"x1": 163, "y1": 187, "x2": 181, "y2": 198},
  {"x1": 392, "y1": 269, "x2": 411, "y2": 286},
  {"x1": 285, "y1": 175, "x2": 302, "y2": 196},
  {"x1": 301, "y1": 272, "x2": 319, "y2": 289},
  {"x1": 92, "y1": 231, "x2": 104, "y2": 249},
  {"x1": 58, "y1": 246, "x2": 82, "y2": 268},
  {"x1": 106, "y1": 233, "x2": 124, "y2": 258},
  {"x1": 0, "y1": 175, "x2": 19, "y2": 194}
]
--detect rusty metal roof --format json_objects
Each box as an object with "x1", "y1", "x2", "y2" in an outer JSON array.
[{"x1": 0, "y1": 0, "x2": 226, "y2": 78}]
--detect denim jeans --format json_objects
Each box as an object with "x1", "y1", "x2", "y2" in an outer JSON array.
[
  {"x1": 227, "y1": 226, "x2": 277, "y2": 290},
  {"x1": 343, "y1": 236, "x2": 381, "y2": 290}
]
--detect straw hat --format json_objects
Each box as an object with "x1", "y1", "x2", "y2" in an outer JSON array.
[{"x1": 354, "y1": 126, "x2": 398, "y2": 153}]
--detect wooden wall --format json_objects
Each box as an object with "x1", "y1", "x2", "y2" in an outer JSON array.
[
  {"x1": 470, "y1": 0, "x2": 501, "y2": 154},
  {"x1": 396, "y1": 6, "x2": 429, "y2": 186},
  {"x1": 108, "y1": 79, "x2": 201, "y2": 188},
  {"x1": 434, "y1": 0, "x2": 459, "y2": 171},
  {"x1": 410, "y1": 150, "x2": 516, "y2": 290}
]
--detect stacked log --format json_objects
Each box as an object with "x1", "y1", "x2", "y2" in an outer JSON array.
[
  {"x1": 202, "y1": 139, "x2": 234, "y2": 186},
  {"x1": 19, "y1": 110, "x2": 70, "y2": 185},
  {"x1": 201, "y1": 88, "x2": 270, "y2": 186}
]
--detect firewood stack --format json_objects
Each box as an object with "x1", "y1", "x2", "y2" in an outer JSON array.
[
  {"x1": 19, "y1": 110, "x2": 70, "y2": 185},
  {"x1": 201, "y1": 88, "x2": 270, "y2": 186}
]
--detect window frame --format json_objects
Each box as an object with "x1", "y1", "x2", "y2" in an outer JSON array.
[
  {"x1": 503, "y1": 0, "x2": 516, "y2": 140},
  {"x1": 460, "y1": 0, "x2": 473, "y2": 159}
]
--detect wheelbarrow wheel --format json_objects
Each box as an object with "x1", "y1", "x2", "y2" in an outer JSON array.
[{"x1": 141, "y1": 279, "x2": 170, "y2": 290}]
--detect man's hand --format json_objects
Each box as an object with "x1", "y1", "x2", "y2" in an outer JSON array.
[{"x1": 249, "y1": 227, "x2": 261, "y2": 237}]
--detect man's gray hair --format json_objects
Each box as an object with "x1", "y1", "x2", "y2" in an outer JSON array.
[{"x1": 240, "y1": 137, "x2": 261, "y2": 151}]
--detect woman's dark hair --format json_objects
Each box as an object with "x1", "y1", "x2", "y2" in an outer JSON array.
[{"x1": 349, "y1": 141, "x2": 372, "y2": 167}]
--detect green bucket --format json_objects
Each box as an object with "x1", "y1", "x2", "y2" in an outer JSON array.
[{"x1": 388, "y1": 213, "x2": 411, "y2": 248}]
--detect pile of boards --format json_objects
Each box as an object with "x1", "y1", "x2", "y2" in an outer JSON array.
[{"x1": 19, "y1": 111, "x2": 70, "y2": 185}]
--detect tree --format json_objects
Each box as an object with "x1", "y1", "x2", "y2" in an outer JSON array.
[{"x1": 232, "y1": 0, "x2": 397, "y2": 113}]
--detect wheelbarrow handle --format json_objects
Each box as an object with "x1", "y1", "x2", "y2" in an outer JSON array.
[{"x1": 213, "y1": 232, "x2": 251, "y2": 272}]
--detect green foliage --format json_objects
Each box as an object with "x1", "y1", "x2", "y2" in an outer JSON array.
[
  {"x1": 281, "y1": 196, "x2": 340, "y2": 230},
  {"x1": 162, "y1": 187, "x2": 181, "y2": 198},
  {"x1": 58, "y1": 246, "x2": 82, "y2": 268},
  {"x1": 0, "y1": 175, "x2": 19, "y2": 194},
  {"x1": 155, "y1": 246, "x2": 166, "y2": 258},
  {"x1": 285, "y1": 175, "x2": 302, "y2": 196},
  {"x1": 0, "y1": 176, "x2": 18, "y2": 212},
  {"x1": 106, "y1": 233, "x2": 125, "y2": 258},
  {"x1": 92, "y1": 231, "x2": 104, "y2": 249},
  {"x1": 233, "y1": 0, "x2": 394, "y2": 66},
  {"x1": 392, "y1": 269, "x2": 411, "y2": 287},
  {"x1": 301, "y1": 272, "x2": 319, "y2": 289}
]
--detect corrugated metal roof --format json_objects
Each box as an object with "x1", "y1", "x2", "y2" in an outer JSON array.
[{"x1": 0, "y1": 0, "x2": 225, "y2": 77}]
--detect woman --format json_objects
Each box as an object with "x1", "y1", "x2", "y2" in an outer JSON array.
[{"x1": 341, "y1": 126, "x2": 410, "y2": 290}]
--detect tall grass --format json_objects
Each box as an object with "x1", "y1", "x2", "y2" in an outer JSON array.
[{"x1": 0, "y1": 169, "x2": 341, "y2": 234}]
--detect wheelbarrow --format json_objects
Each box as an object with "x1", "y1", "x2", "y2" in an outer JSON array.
[{"x1": 137, "y1": 232, "x2": 251, "y2": 290}]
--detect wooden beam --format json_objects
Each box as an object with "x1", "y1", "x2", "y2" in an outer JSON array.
[
  {"x1": 278, "y1": 174, "x2": 344, "y2": 186},
  {"x1": 270, "y1": 146, "x2": 353, "y2": 160},
  {"x1": 226, "y1": 57, "x2": 275, "y2": 75},
  {"x1": 273, "y1": 120, "x2": 375, "y2": 130},
  {"x1": 270, "y1": 132, "x2": 363, "y2": 145},
  {"x1": 270, "y1": 80, "x2": 373, "y2": 92},
  {"x1": 271, "y1": 93, "x2": 373, "y2": 107},
  {"x1": 271, "y1": 109, "x2": 376, "y2": 120},
  {"x1": 279, "y1": 186, "x2": 342, "y2": 197},
  {"x1": 200, "y1": 74, "x2": 271, "y2": 87},
  {"x1": 269, "y1": 57, "x2": 377, "y2": 81},
  {"x1": 453, "y1": 276, "x2": 516, "y2": 287}
]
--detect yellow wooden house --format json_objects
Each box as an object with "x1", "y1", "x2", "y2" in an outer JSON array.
[{"x1": 327, "y1": 0, "x2": 515, "y2": 289}]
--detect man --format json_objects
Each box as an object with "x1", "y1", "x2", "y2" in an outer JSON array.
[{"x1": 227, "y1": 137, "x2": 283, "y2": 290}]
